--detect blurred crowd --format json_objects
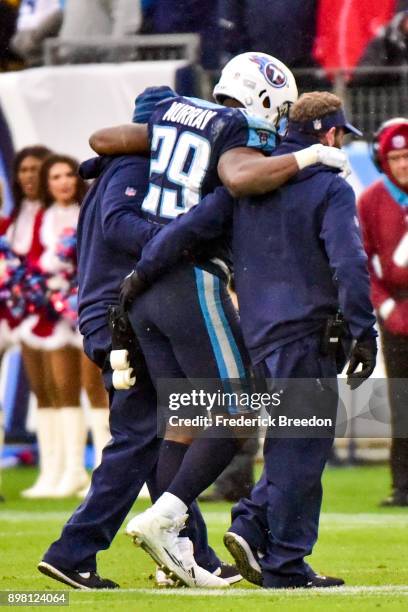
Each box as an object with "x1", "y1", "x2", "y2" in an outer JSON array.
[
  {"x1": 0, "y1": 145, "x2": 110, "y2": 499},
  {"x1": 0, "y1": 0, "x2": 408, "y2": 76}
]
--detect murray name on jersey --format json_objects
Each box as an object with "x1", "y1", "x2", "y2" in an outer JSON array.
[{"x1": 162, "y1": 101, "x2": 218, "y2": 131}]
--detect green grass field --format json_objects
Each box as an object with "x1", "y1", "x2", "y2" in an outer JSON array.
[{"x1": 1, "y1": 464, "x2": 408, "y2": 611}]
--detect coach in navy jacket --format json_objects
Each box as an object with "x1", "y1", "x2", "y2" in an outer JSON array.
[
  {"x1": 77, "y1": 154, "x2": 158, "y2": 349},
  {"x1": 129, "y1": 92, "x2": 377, "y2": 588},
  {"x1": 41, "y1": 89, "x2": 221, "y2": 589}
]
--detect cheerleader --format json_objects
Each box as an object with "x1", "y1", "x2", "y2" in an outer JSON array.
[
  {"x1": 0, "y1": 146, "x2": 51, "y2": 501},
  {"x1": 21, "y1": 154, "x2": 109, "y2": 499},
  {"x1": 0, "y1": 146, "x2": 51, "y2": 347}
]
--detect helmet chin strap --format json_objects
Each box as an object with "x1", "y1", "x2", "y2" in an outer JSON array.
[{"x1": 274, "y1": 101, "x2": 293, "y2": 131}]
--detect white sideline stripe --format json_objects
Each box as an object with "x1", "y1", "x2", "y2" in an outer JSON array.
[
  {"x1": 48, "y1": 586, "x2": 408, "y2": 598},
  {"x1": 1, "y1": 511, "x2": 408, "y2": 527},
  {"x1": 206, "y1": 512, "x2": 408, "y2": 526},
  {"x1": 0, "y1": 531, "x2": 53, "y2": 536},
  {"x1": 0, "y1": 511, "x2": 72, "y2": 522}
]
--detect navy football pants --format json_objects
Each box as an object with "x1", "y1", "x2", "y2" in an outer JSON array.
[
  {"x1": 230, "y1": 332, "x2": 337, "y2": 588},
  {"x1": 128, "y1": 264, "x2": 250, "y2": 384},
  {"x1": 43, "y1": 325, "x2": 220, "y2": 573}
]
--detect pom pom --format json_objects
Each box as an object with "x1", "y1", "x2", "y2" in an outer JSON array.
[{"x1": 56, "y1": 228, "x2": 77, "y2": 267}]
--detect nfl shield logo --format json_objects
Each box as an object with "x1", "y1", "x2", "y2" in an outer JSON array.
[
  {"x1": 313, "y1": 119, "x2": 322, "y2": 130},
  {"x1": 125, "y1": 186, "x2": 137, "y2": 197}
]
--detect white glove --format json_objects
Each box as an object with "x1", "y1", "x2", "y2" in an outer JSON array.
[
  {"x1": 339, "y1": 160, "x2": 352, "y2": 180},
  {"x1": 293, "y1": 144, "x2": 349, "y2": 176},
  {"x1": 110, "y1": 349, "x2": 129, "y2": 370},
  {"x1": 315, "y1": 145, "x2": 350, "y2": 176},
  {"x1": 110, "y1": 348, "x2": 136, "y2": 389},
  {"x1": 112, "y1": 368, "x2": 136, "y2": 390}
]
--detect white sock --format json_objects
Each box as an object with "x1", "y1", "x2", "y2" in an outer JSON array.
[{"x1": 153, "y1": 492, "x2": 188, "y2": 518}]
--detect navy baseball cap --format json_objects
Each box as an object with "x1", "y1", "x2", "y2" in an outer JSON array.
[
  {"x1": 132, "y1": 86, "x2": 177, "y2": 124},
  {"x1": 290, "y1": 108, "x2": 362, "y2": 137}
]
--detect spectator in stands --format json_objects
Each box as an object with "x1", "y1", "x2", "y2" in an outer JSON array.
[
  {"x1": 217, "y1": 0, "x2": 324, "y2": 88},
  {"x1": 358, "y1": 118, "x2": 408, "y2": 507},
  {"x1": 60, "y1": 0, "x2": 141, "y2": 38},
  {"x1": 0, "y1": 0, "x2": 20, "y2": 70},
  {"x1": 55, "y1": 0, "x2": 141, "y2": 63},
  {"x1": 11, "y1": 0, "x2": 64, "y2": 66},
  {"x1": 355, "y1": 10, "x2": 408, "y2": 85},
  {"x1": 218, "y1": 0, "x2": 317, "y2": 69},
  {"x1": 148, "y1": 0, "x2": 219, "y2": 69}
]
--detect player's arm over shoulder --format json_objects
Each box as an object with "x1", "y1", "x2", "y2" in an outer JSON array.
[
  {"x1": 89, "y1": 123, "x2": 149, "y2": 156},
  {"x1": 218, "y1": 147, "x2": 299, "y2": 198},
  {"x1": 215, "y1": 110, "x2": 320, "y2": 198}
]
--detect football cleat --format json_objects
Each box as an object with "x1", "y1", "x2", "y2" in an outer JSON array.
[
  {"x1": 177, "y1": 538, "x2": 230, "y2": 588},
  {"x1": 156, "y1": 561, "x2": 241, "y2": 587},
  {"x1": 214, "y1": 562, "x2": 242, "y2": 584},
  {"x1": 155, "y1": 567, "x2": 175, "y2": 587},
  {"x1": 380, "y1": 489, "x2": 408, "y2": 507},
  {"x1": 38, "y1": 562, "x2": 119, "y2": 590},
  {"x1": 126, "y1": 510, "x2": 228, "y2": 588},
  {"x1": 223, "y1": 531, "x2": 262, "y2": 586},
  {"x1": 305, "y1": 575, "x2": 345, "y2": 588}
]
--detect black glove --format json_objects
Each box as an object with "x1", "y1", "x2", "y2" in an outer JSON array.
[
  {"x1": 346, "y1": 335, "x2": 377, "y2": 390},
  {"x1": 119, "y1": 270, "x2": 148, "y2": 311}
]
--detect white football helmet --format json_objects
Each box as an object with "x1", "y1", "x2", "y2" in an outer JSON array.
[{"x1": 213, "y1": 52, "x2": 298, "y2": 128}]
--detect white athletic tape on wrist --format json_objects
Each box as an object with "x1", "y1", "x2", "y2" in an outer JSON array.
[
  {"x1": 293, "y1": 146, "x2": 319, "y2": 170},
  {"x1": 110, "y1": 349, "x2": 129, "y2": 370},
  {"x1": 379, "y1": 298, "x2": 396, "y2": 320},
  {"x1": 112, "y1": 368, "x2": 136, "y2": 390}
]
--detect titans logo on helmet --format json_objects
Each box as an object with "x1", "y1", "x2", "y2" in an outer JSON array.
[
  {"x1": 249, "y1": 55, "x2": 287, "y2": 89},
  {"x1": 256, "y1": 129, "x2": 270, "y2": 146}
]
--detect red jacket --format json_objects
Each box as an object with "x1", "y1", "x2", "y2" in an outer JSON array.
[{"x1": 358, "y1": 179, "x2": 408, "y2": 335}]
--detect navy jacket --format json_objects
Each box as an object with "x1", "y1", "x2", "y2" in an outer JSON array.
[
  {"x1": 135, "y1": 131, "x2": 376, "y2": 364},
  {"x1": 218, "y1": 0, "x2": 317, "y2": 68},
  {"x1": 77, "y1": 155, "x2": 159, "y2": 338}
]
